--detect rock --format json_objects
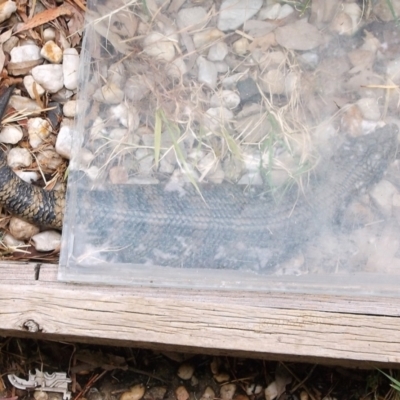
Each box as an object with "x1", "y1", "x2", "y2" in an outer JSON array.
[
  {"x1": 356, "y1": 98, "x2": 381, "y2": 121},
  {"x1": 177, "y1": 363, "x2": 195, "y2": 380},
  {"x1": 93, "y1": 83, "x2": 124, "y2": 104},
  {"x1": 260, "y1": 69, "x2": 285, "y2": 95},
  {"x1": 34, "y1": 391, "x2": 49, "y2": 400},
  {"x1": 40, "y1": 40, "x2": 63, "y2": 63},
  {"x1": 3, "y1": 35, "x2": 18, "y2": 53},
  {"x1": 193, "y1": 29, "x2": 224, "y2": 48},
  {"x1": 108, "y1": 62, "x2": 126, "y2": 87},
  {"x1": 210, "y1": 90, "x2": 240, "y2": 109},
  {"x1": 204, "y1": 107, "x2": 234, "y2": 131},
  {"x1": 36, "y1": 148, "x2": 63, "y2": 170},
  {"x1": 63, "y1": 100, "x2": 77, "y2": 117},
  {"x1": 275, "y1": 19, "x2": 323, "y2": 50},
  {"x1": 0, "y1": 0, "x2": 16, "y2": 23},
  {"x1": 10, "y1": 44, "x2": 42, "y2": 63},
  {"x1": 56, "y1": 120, "x2": 74, "y2": 159},
  {"x1": 177, "y1": 7, "x2": 207, "y2": 31},
  {"x1": 259, "y1": 3, "x2": 293, "y2": 20},
  {"x1": 15, "y1": 170, "x2": 39, "y2": 183},
  {"x1": 9, "y1": 217, "x2": 40, "y2": 241},
  {"x1": 23, "y1": 75, "x2": 45, "y2": 99},
  {"x1": 218, "y1": 0, "x2": 263, "y2": 31},
  {"x1": 9, "y1": 95, "x2": 42, "y2": 115},
  {"x1": 200, "y1": 387, "x2": 215, "y2": 400},
  {"x1": 43, "y1": 28, "x2": 56, "y2": 42},
  {"x1": 175, "y1": 386, "x2": 189, "y2": 400},
  {"x1": 208, "y1": 42, "x2": 228, "y2": 61},
  {"x1": 119, "y1": 384, "x2": 145, "y2": 400},
  {"x1": 52, "y1": 88, "x2": 74, "y2": 102},
  {"x1": 27, "y1": 118, "x2": 52, "y2": 148},
  {"x1": 109, "y1": 166, "x2": 129, "y2": 184},
  {"x1": 0, "y1": 125, "x2": 23, "y2": 144},
  {"x1": 236, "y1": 77, "x2": 260, "y2": 102},
  {"x1": 197, "y1": 56, "x2": 218, "y2": 88},
  {"x1": 32, "y1": 231, "x2": 62, "y2": 252},
  {"x1": 125, "y1": 76, "x2": 152, "y2": 102},
  {"x1": 7, "y1": 147, "x2": 32, "y2": 168},
  {"x1": 2, "y1": 233, "x2": 24, "y2": 248},
  {"x1": 63, "y1": 48, "x2": 79, "y2": 90},
  {"x1": 220, "y1": 384, "x2": 236, "y2": 400},
  {"x1": 232, "y1": 38, "x2": 249, "y2": 55},
  {"x1": 370, "y1": 180, "x2": 398, "y2": 215},
  {"x1": 108, "y1": 104, "x2": 139, "y2": 129},
  {"x1": 32, "y1": 64, "x2": 64, "y2": 93},
  {"x1": 143, "y1": 32, "x2": 175, "y2": 62},
  {"x1": 264, "y1": 382, "x2": 278, "y2": 400},
  {"x1": 166, "y1": 58, "x2": 188, "y2": 80},
  {"x1": 143, "y1": 387, "x2": 167, "y2": 400}
]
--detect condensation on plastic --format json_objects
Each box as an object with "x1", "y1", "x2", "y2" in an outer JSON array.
[{"x1": 58, "y1": 0, "x2": 400, "y2": 295}]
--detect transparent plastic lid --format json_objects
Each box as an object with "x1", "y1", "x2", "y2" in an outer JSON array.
[{"x1": 59, "y1": 0, "x2": 400, "y2": 295}]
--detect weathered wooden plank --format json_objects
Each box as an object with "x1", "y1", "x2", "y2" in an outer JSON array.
[{"x1": 0, "y1": 262, "x2": 399, "y2": 366}]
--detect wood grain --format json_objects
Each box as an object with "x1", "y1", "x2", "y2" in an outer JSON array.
[{"x1": 0, "y1": 263, "x2": 399, "y2": 366}]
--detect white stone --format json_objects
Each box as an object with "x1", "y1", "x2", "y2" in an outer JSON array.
[
  {"x1": 357, "y1": 98, "x2": 381, "y2": 121},
  {"x1": 108, "y1": 62, "x2": 126, "y2": 87},
  {"x1": 93, "y1": 83, "x2": 124, "y2": 104},
  {"x1": 9, "y1": 217, "x2": 40, "y2": 241},
  {"x1": 43, "y1": 28, "x2": 56, "y2": 42},
  {"x1": 40, "y1": 40, "x2": 63, "y2": 63},
  {"x1": 2, "y1": 233, "x2": 24, "y2": 248},
  {"x1": 143, "y1": 32, "x2": 175, "y2": 62},
  {"x1": 166, "y1": 58, "x2": 188, "y2": 80},
  {"x1": 0, "y1": 1, "x2": 16, "y2": 23},
  {"x1": 55, "y1": 120, "x2": 73, "y2": 159},
  {"x1": 32, "y1": 64, "x2": 64, "y2": 93},
  {"x1": 204, "y1": 107, "x2": 234, "y2": 131},
  {"x1": 259, "y1": 4, "x2": 281, "y2": 20},
  {"x1": 177, "y1": 7, "x2": 207, "y2": 31},
  {"x1": 200, "y1": 387, "x2": 215, "y2": 400},
  {"x1": 32, "y1": 230, "x2": 62, "y2": 251},
  {"x1": 197, "y1": 56, "x2": 218, "y2": 89},
  {"x1": 208, "y1": 42, "x2": 228, "y2": 61},
  {"x1": 0, "y1": 125, "x2": 23, "y2": 144},
  {"x1": 210, "y1": 90, "x2": 240, "y2": 109},
  {"x1": 275, "y1": 19, "x2": 323, "y2": 50},
  {"x1": 9, "y1": 95, "x2": 42, "y2": 115},
  {"x1": 264, "y1": 382, "x2": 278, "y2": 400},
  {"x1": 63, "y1": 100, "x2": 77, "y2": 117},
  {"x1": 63, "y1": 48, "x2": 79, "y2": 90},
  {"x1": 7, "y1": 147, "x2": 32, "y2": 168},
  {"x1": 220, "y1": 384, "x2": 236, "y2": 400},
  {"x1": 27, "y1": 118, "x2": 51, "y2": 148},
  {"x1": 370, "y1": 180, "x2": 398, "y2": 215},
  {"x1": 177, "y1": 363, "x2": 195, "y2": 380},
  {"x1": 15, "y1": 170, "x2": 39, "y2": 183},
  {"x1": 214, "y1": 61, "x2": 229, "y2": 73},
  {"x1": 23, "y1": 75, "x2": 45, "y2": 99},
  {"x1": 37, "y1": 149, "x2": 63, "y2": 170},
  {"x1": 218, "y1": 0, "x2": 263, "y2": 31},
  {"x1": 232, "y1": 38, "x2": 249, "y2": 55},
  {"x1": 10, "y1": 44, "x2": 42, "y2": 63},
  {"x1": 261, "y1": 69, "x2": 285, "y2": 95}
]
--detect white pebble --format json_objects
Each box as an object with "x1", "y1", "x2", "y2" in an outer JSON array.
[
  {"x1": 214, "y1": 61, "x2": 229, "y2": 73},
  {"x1": 197, "y1": 56, "x2": 218, "y2": 88},
  {"x1": 166, "y1": 58, "x2": 188, "y2": 80},
  {"x1": 119, "y1": 384, "x2": 145, "y2": 400},
  {"x1": 261, "y1": 69, "x2": 285, "y2": 95},
  {"x1": 55, "y1": 120, "x2": 74, "y2": 159},
  {"x1": 32, "y1": 64, "x2": 64, "y2": 93},
  {"x1": 370, "y1": 180, "x2": 398, "y2": 215},
  {"x1": 356, "y1": 98, "x2": 381, "y2": 121},
  {"x1": 32, "y1": 231, "x2": 62, "y2": 251},
  {"x1": 33, "y1": 391, "x2": 48, "y2": 400},
  {"x1": 9, "y1": 95, "x2": 42, "y2": 115},
  {"x1": 220, "y1": 384, "x2": 236, "y2": 400},
  {"x1": 43, "y1": 28, "x2": 56, "y2": 42},
  {"x1": 177, "y1": 7, "x2": 208, "y2": 31},
  {"x1": 15, "y1": 170, "x2": 39, "y2": 183},
  {"x1": 208, "y1": 42, "x2": 228, "y2": 61},
  {"x1": 0, "y1": 0, "x2": 16, "y2": 23},
  {"x1": 40, "y1": 40, "x2": 63, "y2": 63},
  {"x1": 27, "y1": 118, "x2": 51, "y2": 148},
  {"x1": 93, "y1": 83, "x2": 124, "y2": 104},
  {"x1": 143, "y1": 32, "x2": 175, "y2": 62},
  {"x1": 2, "y1": 233, "x2": 24, "y2": 248},
  {"x1": 23, "y1": 75, "x2": 45, "y2": 99},
  {"x1": 37, "y1": 149, "x2": 63, "y2": 170},
  {"x1": 210, "y1": 90, "x2": 240, "y2": 109},
  {"x1": 232, "y1": 38, "x2": 249, "y2": 55},
  {"x1": 63, "y1": 100, "x2": 77, "y2": 117},
  {"x1": 108, "y1": 62, "x2": 126, "y2": 87},
  {"x1": 264, "y1": 381, "x2": 278, "y2": 400},
  {"x1": 218, "y1": 0, "x2": 263, "y2": 31},
  {"x1": 204, "y1": 107, "x2": 234, "y2": 131},
  {"x1": 7, "y1": 147, "x2": 32, "y2": 168},
  {"x1": 177, "y1": 363, "x2": 195, "y2": 380},
  {"x1": 200, "y1": 387, "x2": 215, "y2": 400},
  {"x1": 63, "y1": 48, "x2": 79, "y2": 90},
  {"x1": 9, "y1": 217, "x2": 40, "y2": 241},
  {"x1": 0, "y1": 125, "x2": 23, "y2": 144},
  {"x1": 10, "y1": 44, "x2": 42, "y2": 63}
]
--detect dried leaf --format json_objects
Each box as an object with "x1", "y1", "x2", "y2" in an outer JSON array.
[
  {"x1": 0, "y1": 46, "x2": 5, "y2": 73},
  {"x1": 15, "y1": 6, "x2": 72, "y2": 33},
  {"x1": 0, "y1": 29, "x2": 12, "y2": 44}
]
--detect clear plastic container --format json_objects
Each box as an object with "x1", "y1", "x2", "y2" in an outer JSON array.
[{"x1": 59, "y1": 0, "x2": 400, "y2": 295}]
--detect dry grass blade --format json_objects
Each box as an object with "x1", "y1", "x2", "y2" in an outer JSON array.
[{"x1": 154, "y1": 109, "x2": 162, "y2": 168}]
